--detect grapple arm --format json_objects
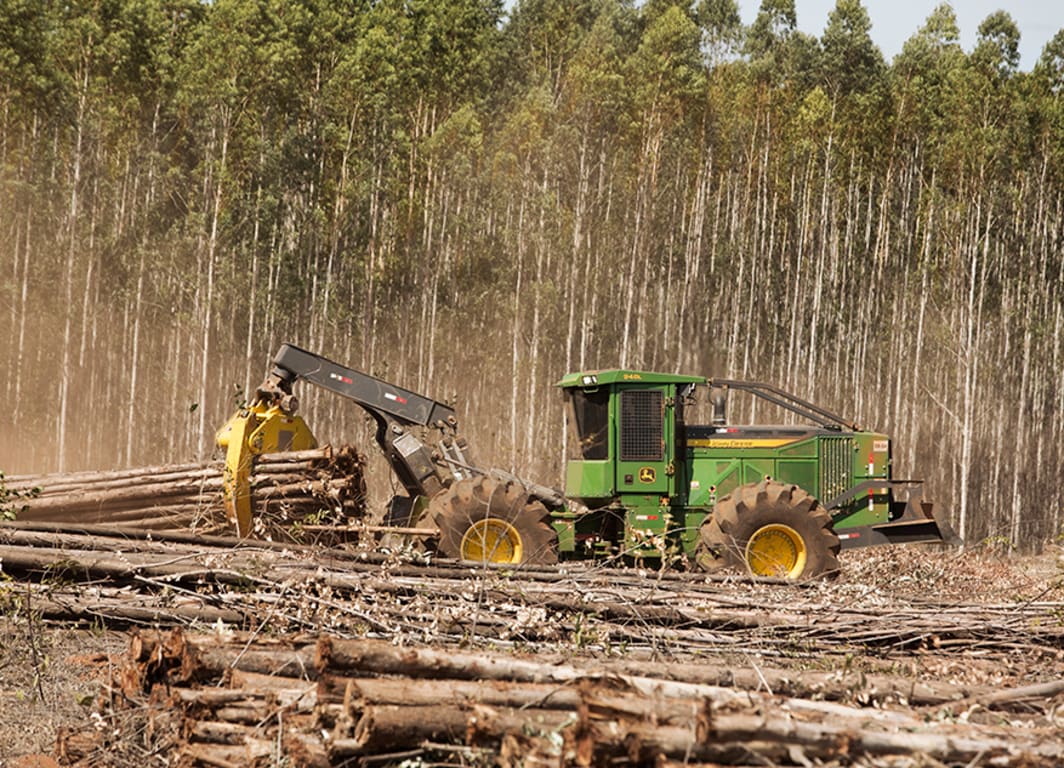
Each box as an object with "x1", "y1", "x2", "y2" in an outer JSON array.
[{"x1": 216, "y1": 343, "x2": 472, "y2": 537}]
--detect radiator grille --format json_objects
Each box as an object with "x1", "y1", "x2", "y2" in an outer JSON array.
[
  {"x1": 620, "y1": 390, "x2": 663, "y2": 461},
  {"x1": 819, "y1": 436, "x2": 854, "y2": 505}
]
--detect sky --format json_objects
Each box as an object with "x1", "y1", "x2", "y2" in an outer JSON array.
[{"x1": 735, "y1": 1, "x2": 1064, "y2": 71}]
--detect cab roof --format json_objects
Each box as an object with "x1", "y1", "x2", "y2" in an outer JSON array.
[{"x1": 556, "y1": 369, "x2": 707, "y2": 388}]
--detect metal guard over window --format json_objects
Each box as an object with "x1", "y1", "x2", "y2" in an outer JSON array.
[{"x1": 620, "y1": 390, "x2": 663, "y2": 461}]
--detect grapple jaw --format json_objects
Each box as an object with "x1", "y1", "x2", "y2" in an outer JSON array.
[{"x1": 216, "y1": 396, "x2": 317, "y2": 537}]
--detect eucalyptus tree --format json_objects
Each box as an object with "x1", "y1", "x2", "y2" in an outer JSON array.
[
  {"x1": 892, "y1": 2, "x2": 964, "y2": 147},
  {"x1": 101, "y1": 0, "x2": 202, "y2": 466},
  {"x1": 1031, "y1": 30, "x2": 1064, "y2": 201},
  {"x1": 556, "y1": 2, "x2": 634, "y2": 377},
  {"x1": 972, "y1": 10, "x2": 1020, "y2": 78},
  {"x1": 1037, "y1": 29, "x2": 1064, "y2": 93},
  {"x1": 695, "y1": 0, "x2": 742, "y2": 66},
  {"x1": 820, "y1": 0, "x2": 883, "y2": 101},
  {"x1": 404, "y1": 0, "x2": 505, "y2": 391},
  {"x1": 745, "y1": 0, "x2": 796, "y2": 63},
  {"x1": 487, "y1": 0, "x2": 618, "y2": 470},
  {"x1": 3, "y1": 0, "x2": 1064, "y2": 552},
  {"x1": 44, "y1": 0, "x2": 170, "y2": 470},
  {"x1": 0, "y1": 0, "x2": 57, "y2": 439},
  {"x1": 808, "y1": 1, "x2": 889, "y2": 413},
  {"x1": 0, "y1": 0, "x2": 54, "y2": 120},
  {"x1": 1033, "y1": 30, "x2": 1064, "y2": 170},
  {"x1": 745, "y1": 0, "x2": 821, "y2": 89},
  {"x1": 175, "y1": 0, "x2": 311, "y2": 456},
  {"x1": 501, "y1": 0, "x2": 605, "y2": 99},
  {"x1": 621, "y1": 3, "x2": 704, "y2": 370}
]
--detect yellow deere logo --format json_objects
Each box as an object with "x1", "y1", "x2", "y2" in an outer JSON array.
[{"x1": 638, "y1": 466, "x2": 656, "y2": 483}]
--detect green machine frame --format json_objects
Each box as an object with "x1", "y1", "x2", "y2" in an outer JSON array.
[{"x1": 554, "y1": 370, "x2": 957, "y2": 561}]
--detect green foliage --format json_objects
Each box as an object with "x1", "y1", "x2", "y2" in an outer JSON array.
[
  {"x1": 892, "y1": 3, "x2": 967, "y2": 163},
  {"x1": 502, "y1": 0, "x2": 604, "y2": 94},
  {"x1": 973, "y1": 11, "x2": 1020, "y2": 78},
  {"x1": 745, "y1": 0, "x2": 796, "y2": 64},
  {"x1": 820, "y1": 0, "x2": 884, "y2": 98},
  {"x1": 1037, "y1": 29, "x2": 1064, "y2": 93},
  {"x1": 795, "y1": 85, "x2": 832, "y2": 148},
  {"x1": 696, "y1": 0, "x2": 742, "y2": 63},
  {"x1": 629, "y1": 4, "x2": 705, "y2": 122},
  {"x1": 0, "y1": 0, "x2": 58, "y2": 109}
]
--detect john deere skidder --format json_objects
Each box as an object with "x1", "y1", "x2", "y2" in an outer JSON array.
[{"x1": 218, "y1": 344, "x2": 958, "y2": 579}]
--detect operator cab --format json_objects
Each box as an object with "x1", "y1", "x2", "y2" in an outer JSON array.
[{"x1": 558, "y1": 370, "x2": 706, "y2": 506}]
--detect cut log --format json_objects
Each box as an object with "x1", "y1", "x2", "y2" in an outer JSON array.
[
  {"x1": 55, "y1": 626, "x2": 1064, "y2": 768},
  {"x1": 329, "y1": 704, "x2": 572, "y2": 756}
]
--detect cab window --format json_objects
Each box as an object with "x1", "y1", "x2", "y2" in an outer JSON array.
[{"x1": 566, "y1": 388, "x2": 609, "y2": 460}]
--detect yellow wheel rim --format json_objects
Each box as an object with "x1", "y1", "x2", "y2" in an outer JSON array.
[
  {"x1": 745, "y1": 523, "x2": 807, "y2": 579},
  {"x1": 460, "y1": 519, "x2": 523, "y2": 563}
]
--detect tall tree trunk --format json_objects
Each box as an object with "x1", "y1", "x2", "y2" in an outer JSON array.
[
  {"x1": 58, "y1": 67, "x2": 90, "y2": 473},
  {"x1": 198, "y1": 112, "x2": 229, "y2": 457}
]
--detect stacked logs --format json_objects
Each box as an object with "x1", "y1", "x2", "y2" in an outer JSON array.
[
  {"x1": 1, "y1": 447, "x2": 367, "y2": 534},
  {"x1": 56, "y1": 630, "x2": 1064, "y2": 768}
]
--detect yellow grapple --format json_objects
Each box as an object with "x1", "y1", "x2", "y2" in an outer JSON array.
[{"x1": 215, "y1": 399, "x2": 317, "y2": 537}]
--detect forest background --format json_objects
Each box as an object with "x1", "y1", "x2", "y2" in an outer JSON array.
[{"x1": 2, "y1": 0, "x2": 1063, "y2": 549}]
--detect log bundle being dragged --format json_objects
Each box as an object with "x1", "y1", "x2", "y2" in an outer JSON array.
[
  {"x1": 1, "y1": 446, "x2": 367, "y2": 536},
  {"x1": 55, "y1": 630, "x2": 1064, "y2": 768}
]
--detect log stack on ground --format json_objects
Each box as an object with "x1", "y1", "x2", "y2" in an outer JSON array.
[
  {"x1": 55, "y1": 629, "x2": 1064, "y2": 767},
  {"x1": 1, "y1": 446, "x2": 367, "y2": 535}
]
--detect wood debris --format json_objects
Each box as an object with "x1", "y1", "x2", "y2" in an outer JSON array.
[
  {"x1": 1, "y1": 473, "x2": 1062, "y2": 765},
  {"x1": 2, "y1": 527, "x2": 1062, "y2": 670},
  {"x1": 54, "y1": 629, "x2": 1064, "y2": 767}
]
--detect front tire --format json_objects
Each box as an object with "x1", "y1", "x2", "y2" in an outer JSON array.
[
  {"x1": 696, "y1": 480, "x2": 840, "y2": 580},
  {"x1": 430, "y1": 477, "x2": 558, "y2": 566}
]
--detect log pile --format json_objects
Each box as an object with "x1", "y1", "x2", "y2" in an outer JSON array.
[
  {"x1": 55, "y1": 630, "x2": 1064, "y2": 767},
  {"x1": 4, "y1": 528, "x2": 1061, "y2": 766},
  {"x1": 1, "y1": 447, "x2": 367, "y2": 537}
]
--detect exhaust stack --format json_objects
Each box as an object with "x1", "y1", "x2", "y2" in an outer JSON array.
[{"x1": 711, "y1": 387, "x2": 727, "y2": 426}]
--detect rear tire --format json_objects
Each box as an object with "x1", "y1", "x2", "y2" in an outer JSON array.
[
  {"x1": 431, "y1": 477, "x2": 558, "y2": 566},
  {"x1": 696, "y1": 480, "x2": 840, "y2": 580}
]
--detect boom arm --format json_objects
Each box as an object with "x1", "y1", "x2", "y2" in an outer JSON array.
[
  {"x1": 266, "y1": 343, "x2": 470, "y2": 499},
  {"x1": 269, "y1": 344, "x2": 457, "y2": 430},
  {"x1": 217, "y1": 343, "x2": 473, "y2": 537}
]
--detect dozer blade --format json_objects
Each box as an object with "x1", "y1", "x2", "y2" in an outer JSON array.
[
  {"x1": 925, "y1": 502, "x2": 963, "y2": 547},
  {"x1": 836, "y1": 487, "x2": 962, "y2": 550}
]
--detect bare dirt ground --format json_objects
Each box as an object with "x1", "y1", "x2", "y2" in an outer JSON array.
[
  {"x1": 0, "y1": 622, "x2": 126, "y2": 762},
  {"x1": 0, "y1": 544, "x2": 1061, "y2": 765}
]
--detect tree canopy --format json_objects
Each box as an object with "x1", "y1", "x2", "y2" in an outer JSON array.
[{"x1": 1, "y1": 0, "x2": 1062, "y2": 549}]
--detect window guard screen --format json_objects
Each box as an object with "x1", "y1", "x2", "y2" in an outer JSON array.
[{"x1": 620, "y1": 390, "x2": 663, "y2": 461}]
